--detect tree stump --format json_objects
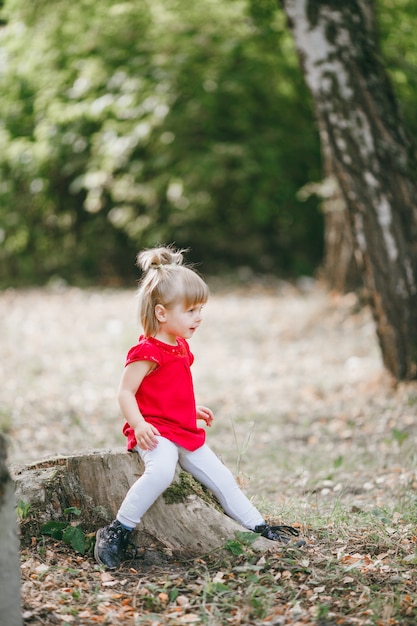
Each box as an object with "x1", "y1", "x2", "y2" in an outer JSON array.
[{"x1": 13, "y1": 449, "x2": 271, "y2": 556}]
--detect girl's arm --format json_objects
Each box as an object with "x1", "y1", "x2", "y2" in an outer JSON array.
[
  {"x1": 117, "y1": 360, "x2": 161, "y2": 450},
  {"x1": 196, "y1": 405, "x2": 214, "y2": 427}
]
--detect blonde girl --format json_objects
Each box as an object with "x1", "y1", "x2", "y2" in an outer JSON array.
[{"x1": 95, "y1": 246, "x2": 301, "y2": 569}]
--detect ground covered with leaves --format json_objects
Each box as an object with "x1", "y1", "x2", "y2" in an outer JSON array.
[{"x1": 2, "y1": 280, "x2": 417, "y2": 625}]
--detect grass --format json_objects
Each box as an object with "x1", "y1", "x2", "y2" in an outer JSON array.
[
  {"x1": 19, "y1": 440, "x2": 417, "y2": 625},
  {"x1": 20, "y1": 505, "x2": 417, "y2": 624},
  {"x1": 2, "y1": 284, "x2": 416, "y2": 624}
]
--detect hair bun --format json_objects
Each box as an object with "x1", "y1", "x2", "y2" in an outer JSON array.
[{"x1": 136, "y1": 245, "x2": 185, "y2": 272}]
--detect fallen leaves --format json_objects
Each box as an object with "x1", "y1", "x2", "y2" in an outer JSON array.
[
  {"x1": 339, "y1": 551, "x2": 396, "y2": 575},
  {"x1": 5, "y1": 286, "x2": 417, "y2": 625},
  {"x1": 19, "y1": 523, "x2": 417, "y2": 626}
]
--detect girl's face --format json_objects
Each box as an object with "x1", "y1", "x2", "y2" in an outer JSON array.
[{"x1": 155, "y1": 301, "x2": 204, "y2": 344}]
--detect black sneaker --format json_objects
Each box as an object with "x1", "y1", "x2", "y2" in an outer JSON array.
[
  {"x1": 254, "y1": 523, "x2": 305, "y2": 546},
  {"x1": 94, "y1": 520, "x2": 137, "y2": 569}
]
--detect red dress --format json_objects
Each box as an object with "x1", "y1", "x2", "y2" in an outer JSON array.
[{"x1": 122, "y1": 335, "x2": 206, "y2": 451}]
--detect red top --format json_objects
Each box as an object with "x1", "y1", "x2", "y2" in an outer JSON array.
[{"x1": 122, "y1": 335, "x2": 206, "y2": 451}]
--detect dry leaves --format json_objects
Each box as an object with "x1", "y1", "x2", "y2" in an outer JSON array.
[
  {"x1": 20, "y1": 528, "x2": 417, "y2": 625},
  {"x1": 2, "y1": 283, "x2": 417, "y2": 624}
]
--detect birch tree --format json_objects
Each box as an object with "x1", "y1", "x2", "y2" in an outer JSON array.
[{"x1": 281, "y1": 0, "x2": 417, "y2": 379}]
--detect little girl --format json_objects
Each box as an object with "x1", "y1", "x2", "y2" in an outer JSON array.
[{"x1": 95, "y1": 246, "x2": 301, "y2": 569}]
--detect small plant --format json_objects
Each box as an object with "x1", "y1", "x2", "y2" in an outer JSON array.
[
  {"x1": 248, "y1": 583, "x2": 269, "y2": 619},
  {"x1": 316, "y1": 603, "x2": 330, "y2": 620},
  {"x1": 16, "y1": 499, "x2": 31, "y2": 520},
  {"x1": 230, "y1": 416, "x2": 254, "y2": 479},
  {"x1": 225, "y1": 530, "x2": 259, "y2": 556},
  {"x1": 41, "y1": 507, "x2": 86, "y2": 554},
  {"x1": 392, "y1": 428, "x2": 409, "y2": 446}
]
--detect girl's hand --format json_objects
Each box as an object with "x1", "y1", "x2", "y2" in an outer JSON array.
[
  {"x1": 135, "y1": 422, "x2": 161, "y2": 451},
  {"x1": 197, "y1": 405, "x2": 214, "y2": 427}
]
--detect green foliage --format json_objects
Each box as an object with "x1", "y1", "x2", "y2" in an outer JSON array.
[
  {"x1": 377, "y1": 0, "x2": 417, "y2": 139},
  {"x1": 0, "y1": 0, "x2": 415, "y2": 286},
  {"x1": 225, "y1": 529, "x2": 259, "y2": 555},
  {"x1": 40, "y1": 506, "x2": 87, "y2": 554},
  {"x1": 0, "y1": 0, "x2": 322, "y2": 286},
  {"x1": 391, "y1": 427, "x2": 409, "y2": 446},
  {"x1": 16, "y1": 499, "x2": 31, "y2": 520}
]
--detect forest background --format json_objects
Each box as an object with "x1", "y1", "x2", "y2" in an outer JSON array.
[
  {"x1": 0, "y1": 0, "x2": 416, "y2": 287},
  {"x1": 2, "y1": 1, "x2": 417, "y2": 625}
]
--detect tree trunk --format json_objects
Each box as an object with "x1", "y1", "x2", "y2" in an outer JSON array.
[
  {"x1": 0, "y1": 433, "x2": 22, "y2": 626},
  {"x1": 322, "y1": 192, "x2": 362, "y2": 294},
  {"x1": 13, "y1": 449, "x2": 271, "y2": 556},
  {"x1": 301, "y1": 174, "x2": 363, "y2": 293},
  {"x1": 281, "y1": 0, "x2": 417, "y2": 379}
]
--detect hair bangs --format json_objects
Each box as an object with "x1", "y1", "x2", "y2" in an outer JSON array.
[{"x1": 181, "y1": 268, "x2": 209, "y2": 308}]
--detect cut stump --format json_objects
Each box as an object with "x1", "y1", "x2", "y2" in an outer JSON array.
[{"x1": 13, "y1": 449, "x2": 271, "y2": 556}]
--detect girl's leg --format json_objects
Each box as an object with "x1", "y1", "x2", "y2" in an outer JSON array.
[
  {"x1": 117, "y1": 437, "x2": 179, "y2": 529},
  {"x1": 178, "y1": 444, "x2": 264, "y2": 530}
]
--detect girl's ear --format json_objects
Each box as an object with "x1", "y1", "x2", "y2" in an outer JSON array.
[{"x1": 155, "y1": 304, "x2": 166, "y2": 323}]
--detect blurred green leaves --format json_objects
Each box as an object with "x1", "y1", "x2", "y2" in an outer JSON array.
[
  {"x1": 377, "y1": 0, "x2": 417, "y2": 139},
  {"x1": 0, "y1": 0, "x2": 414, "y2": 285}
]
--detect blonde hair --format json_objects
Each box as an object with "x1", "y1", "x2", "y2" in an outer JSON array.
[{"x1": 136, "y1": 245, "x2": 209, "y2": 336}]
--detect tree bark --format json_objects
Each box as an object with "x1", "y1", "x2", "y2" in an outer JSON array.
[
  {"x1": 0, "y1": 433, "x2": 22, "y2": 626},
  {"x1": 13, "y1": 449, "x2": 271, "y2": 556},
  {"x1": 322, "y1": 190, "x2": 362, "y2": 294},
  {"x1": 300, "y1": 174, "x2": 363, "y2": 293},
  {"x1": 281, "y1": 0, "x2": 417, "y2": 379}
]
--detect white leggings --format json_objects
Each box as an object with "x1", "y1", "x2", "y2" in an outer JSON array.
[{"x1": 117, "y1": 437, "x2": 264, "y2": 531}]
